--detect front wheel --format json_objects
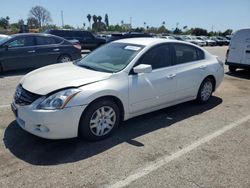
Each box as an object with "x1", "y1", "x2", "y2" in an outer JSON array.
[
  {"x1": 196, "y1": 78, "x2": 214, "y2": 104},
  {"x1": 79, "y1": 99, "x2": 120, "y2": 141}
]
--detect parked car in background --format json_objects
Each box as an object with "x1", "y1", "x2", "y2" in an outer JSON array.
[
  {"x1": 226, "y1": 28, "x2": 250, "y2": 72},
  {"x1": 11, "y1": 38, "x2": 224, "y2": 140},
  {"x1": 107, "y1": 32, "x2": 152, "y2": 42},
  {"x1": 0, "y1": 34, "x2": 8, "y2": 41},
  {"x1": 45, "y1": 30, "x2": 106, "y2": 51},
  {"x1": 160, "y1": 35, "x2": 176, "y2": 40},
  {"x1": 210, "y1": 36, "x2": 225, "y2": 46},
  {"x1": 217, "y1": 36, "x2": 230, "y2": 45},
  {"x1": 173, "y1": 35, "x2": 185, "y2": 41},
  {"x1": 0, "y1": 33, "x2": 81, "y2": 72},
  {"x1": 182, "y1": 36, "x2": 206, "y2": 46},
  {"x1": 196, "y1": 36, "x2": 216, "y2": 46}
]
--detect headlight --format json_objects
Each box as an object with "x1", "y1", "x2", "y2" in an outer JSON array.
[{"x1": 37, "y1": 88, "x2": 81, "y2": 110}]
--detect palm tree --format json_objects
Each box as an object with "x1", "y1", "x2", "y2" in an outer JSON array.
[
  {"x1": 144, "y1": 22, "x2": 146, "y2": 28},
  {"x1": 162, "y1": 21, "x2": 165, "y2": 26},
  {"x1": 92, "y1": 15, "x2": 98, "y2": 23},
  {"x1": 87, "y1": 14, "x2": 91, "y2": 29},
  {"x1": 97, "y1": 16, "x2": 102, "y2": 23},
  {"x1": 121, "y1": 20, "x2": 124, "y2": 25}
]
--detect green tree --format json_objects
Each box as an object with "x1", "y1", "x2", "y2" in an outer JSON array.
[
  {"x1": 63, "y1": 24, "x2": 75, "y2": 29},
  {"x1": 222, "y1": 29, "x2": 233, "y2": 36},
  {"x1": 104, "y1": 14, "x2": 109, "y2": 27},
  {"x1": 158, "y1": 25, "x2": 167, "y2": 33},
  {"x1": 92, "y1": 15, "x2": 97, "y2": 24},
  {"x1": 191, "y1": 28, "x2": 208, "y2": 36},
  {"x1": 87, "y1": 14, "x2": 91, "y2": 29},
  {"x1": 0, "y1": 17, "x2": 9, "y2": 29},
  {"x1": 27, "y1": 17, "x2": 39, "y2": 29},
  {"x1": 173, "y1": 27, "x2": 182, "y2": 34},
  {"x1": 29, "y1": 6, "x2": 52, "y2": 27}
]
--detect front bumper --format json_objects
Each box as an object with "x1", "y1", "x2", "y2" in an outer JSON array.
[{"x1": 11, "y1": 102, "x2": 87, "y2": 139}]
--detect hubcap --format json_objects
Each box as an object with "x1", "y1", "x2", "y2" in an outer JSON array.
[
  {"x1": 60, "y1": 56, "x2": 71, "y2": 63},
  {"x1": 201, "y1": 81, "x2": 213, "y2": 101},
  {"x1": 89, "y1": 106, "x2": 116, "y2": 136}
]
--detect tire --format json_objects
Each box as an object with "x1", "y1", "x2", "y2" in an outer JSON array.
[
  {"x1": 79, "y1": 99, "x2": 120, "y2": 141},
  {"x1": 57, "y1": 55, "x2": 71, "y2": 63},
  {"x1": 196, "y1": 77, "x2": 214, "y2": 104},
  {"x1": 229, "y1": 65, "x2": 237, "y2": 72}
]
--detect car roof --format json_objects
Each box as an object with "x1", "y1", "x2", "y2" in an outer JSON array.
[
  {"x1": 11, "y1": 33, "x2": 60, "y2": 38},
  {"x1": 114, "y1": 37, "x2": 191, "y2": 46}
]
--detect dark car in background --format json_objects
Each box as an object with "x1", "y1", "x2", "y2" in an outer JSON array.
[
  {"x1": 0, "y1": 33, "x2": 81, "y2": 72},
  {"x1": 106, "y1": 32, "x2": 153, "y2": 42},
  {"x1": 45, "y1": 30, "x2": 106, "y2": 51}
]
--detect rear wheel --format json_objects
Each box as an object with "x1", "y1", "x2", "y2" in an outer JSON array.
[
  {"x1": 229, "y1": 65, "x2": 237, "y2": 72},
  {"x1": 196, "y1": 78, "x2": 214, "y2": 104},
  {"x1": 57, "y1": 55, "x2": 71, "y2": 63},
  {"x1": 79, "y1": 99, "x2": 120, "y2": 141}
]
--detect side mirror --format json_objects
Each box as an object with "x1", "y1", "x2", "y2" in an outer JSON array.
[{"x1": 133, "y1": 64, "x2": 152, "y2": 74}]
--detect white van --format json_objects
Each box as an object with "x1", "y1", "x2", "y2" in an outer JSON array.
[{"x1": 226, "y1": 28, "x2": 250, "y2": 72}]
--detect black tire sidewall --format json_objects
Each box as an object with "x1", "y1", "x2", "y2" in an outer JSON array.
[
  {"x1": 196, "y1": 78, "x2": 213, "y2": 104},
  {"x1": 79, "y1": 99, "x2": 120, "y2": 141}
]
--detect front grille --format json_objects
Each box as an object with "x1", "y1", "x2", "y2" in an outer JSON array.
[{"x1": 14, "y1": 85, "x2": 41, "y2": 105}]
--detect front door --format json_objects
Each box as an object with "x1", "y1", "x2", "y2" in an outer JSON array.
[
  {"x1": 1, "y1": 36, "x2": 36, "y2": 71},
  {"x1": 128, "y1": 44, "x2": 177, "y2": 114}
]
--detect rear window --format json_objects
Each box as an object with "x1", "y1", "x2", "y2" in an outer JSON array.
[{"x1": 173, "y1": 44, "x2": 205, "y2": 64}]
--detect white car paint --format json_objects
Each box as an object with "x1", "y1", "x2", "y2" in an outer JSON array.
[
  {"x1": 226, "y1": 28, "x2": 250, "y2": 69},
  {"x1": 12, "y1": 38, "x2": 224, "y2": 139}
]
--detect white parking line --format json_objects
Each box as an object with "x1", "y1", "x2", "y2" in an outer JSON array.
[
  {"x1": 0, "y1": 104, "x2": 10, "y2": 109},
  {"x1": 108, "y1": 114, "x2": 250, "y2": 188}
]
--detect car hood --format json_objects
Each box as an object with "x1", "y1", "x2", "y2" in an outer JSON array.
[{"x1": 20, "y1": 62, "x2": 112, "y2": 95}]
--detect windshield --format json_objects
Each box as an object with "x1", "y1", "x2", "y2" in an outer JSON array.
[
  {"x1": 0, "y1": 36, "x2": 11, "y2": 45},
  {"x1": 76, "y1": 42, "x2": 144, "y2": 73}
]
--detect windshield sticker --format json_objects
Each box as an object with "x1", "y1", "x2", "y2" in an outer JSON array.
[{"x1": 124, "y1": 46, "x2": 141, "y2": 51}]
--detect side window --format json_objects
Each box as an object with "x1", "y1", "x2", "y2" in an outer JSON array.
[
  {"x1": 36, "y1": 36, "x2": 58, "y2": 45},
  {"x1": 138, "y1": 44, "x2": 172, "y2": 70},
  {"x1": 174, "y1": 44, "x2": 204, "y2": 64},
  {"x1": 8, "y1": 37, "x2": 34, "y2": 48},
  {"x1": 83, "y1": 32, "x2": 94, "y2": 40}
]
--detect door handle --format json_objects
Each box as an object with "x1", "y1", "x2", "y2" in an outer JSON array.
[
  {"x1": 199, "y1": 65, "x2": 207, "y2": 70},
  {"x1": 167, "y1": 74, "x2": 176, "y2": 79},
  {"x1": 53, "y1": 48, "x2": 60, "y2": 52},
  {"x1": 27, "y1": 50, "x2": 36, "y2": 53}
]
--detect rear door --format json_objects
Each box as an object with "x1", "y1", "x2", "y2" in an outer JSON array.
[
  {"x1": 34, "y1": 36, "x2": 63, "y2": 67},
  {"x1": 1, "y1": 36, "x2": 36, "y2": 71},
  {"x1": 243, "y1": 37, "x2": 250, "y2": 65},
  {"x1": 172, "y1": 43, "x2": 206, "y2": 100}
]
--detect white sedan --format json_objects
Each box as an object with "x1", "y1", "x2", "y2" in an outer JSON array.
[{"x1": 12, "y1": 38, "x2": 224, "y2": 140}]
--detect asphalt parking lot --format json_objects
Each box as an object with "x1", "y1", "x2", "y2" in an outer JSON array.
[{"x1": 0, "y1": 46, "x2": 250, "y2": 188}]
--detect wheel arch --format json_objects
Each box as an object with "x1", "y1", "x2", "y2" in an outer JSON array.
[
  {"x1": 205, "y1": 75, "x2": 216, "y2": 92},
  {"x1": 77, "y1": 95, "x2": 125, "y2": 136}
]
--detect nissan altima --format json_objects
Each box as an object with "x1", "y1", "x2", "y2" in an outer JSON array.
[{"x1": 12, "y1": 38, "x2": 224, "y2": 140}]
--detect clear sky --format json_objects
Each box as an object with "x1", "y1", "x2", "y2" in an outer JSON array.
[{"x1": 1, "y1": 0, "x2": 250, "y2": 32}]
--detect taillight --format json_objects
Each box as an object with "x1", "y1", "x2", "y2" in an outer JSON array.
[{"x1": 73, "y1": 44, "x2": 81, "y2": 50}]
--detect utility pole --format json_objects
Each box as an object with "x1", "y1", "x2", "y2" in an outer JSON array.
[
  {"x1": 61, "y1": 10, "x2": 64, "y2": 28},
  {"x1": 130, "y1": 17, "x2": 132, "y2": 30}
]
